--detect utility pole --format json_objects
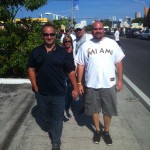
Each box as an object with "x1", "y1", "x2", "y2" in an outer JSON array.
[{"x1": 71, "y1": 0, "x2": 74, "y2": 27}]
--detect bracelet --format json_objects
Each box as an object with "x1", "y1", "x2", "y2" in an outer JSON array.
[{"x1": 77, "y1": 83, "x2": 82, "y2": 85}]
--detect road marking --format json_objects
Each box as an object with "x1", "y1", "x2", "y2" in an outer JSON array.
[{"x1": 123, "y1": 75, "x2": 150, "y2": 111}]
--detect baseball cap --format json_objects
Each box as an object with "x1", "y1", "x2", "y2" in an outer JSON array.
[{"x1": 74, "y1": 23, "x2": 84, "y2": 30}]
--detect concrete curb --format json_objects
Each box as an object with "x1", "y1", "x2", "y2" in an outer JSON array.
[{"x1": 0, "y1": 78, "x2": 30, "y2": 84}]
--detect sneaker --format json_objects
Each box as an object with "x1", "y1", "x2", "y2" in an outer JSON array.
[
  {"x1": 93, "y1": 131, "x2": 102, "y2": 144},
  {"x1": 52, "y1": 144, "x2": 60, "y2": 150},
  {"x1": 102, "y1": 131, "x2": 112, "y2": 145}
]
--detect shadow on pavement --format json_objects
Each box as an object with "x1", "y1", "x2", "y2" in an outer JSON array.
[
  {"x1": 31, "y1": 96, "x2": 104, "y2": 135},
  {"x1": 31, "y1": 105, "x2": 49, "y2": 132},
  {"x1": 71, "y1": 96, "x2": 104, "y2": 133}
]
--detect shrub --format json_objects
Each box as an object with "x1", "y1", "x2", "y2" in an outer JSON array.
[{"x1": 0, "y1": 21, "x2": 42, "y2": 78}]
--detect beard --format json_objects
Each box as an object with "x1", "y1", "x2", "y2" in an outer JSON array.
[{"x1": 94, "y1": 33, "x2": 104, "y2": 41}]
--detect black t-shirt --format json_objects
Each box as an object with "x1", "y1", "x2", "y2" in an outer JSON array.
[
  {"x1": 66, "y1": 51, "x2": 75, "y2": 84},
  {"x1": 68, "y1": 51, "x2": 75, "y2": 70},
  {"x1": 28, "y1": 44, "x2": 74, "y2": 96}
]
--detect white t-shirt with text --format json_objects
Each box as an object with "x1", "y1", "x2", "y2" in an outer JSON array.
[{"x1": 75, "y1": 37, "x2": 125, "y2": 88}]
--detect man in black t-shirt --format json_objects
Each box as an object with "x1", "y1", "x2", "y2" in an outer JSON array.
[{"x1": 28, "y1": 23, "x2": 78, "y2": 150}]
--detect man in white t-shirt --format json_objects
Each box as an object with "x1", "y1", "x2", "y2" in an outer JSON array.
[
  {"x1": 75, "y1": 21, "x2": 125, "y2": 145},
  {"x1": 74, "y1": 23, "x2": 93, "y2": 58},
  {"x1": 73, "y1": 23, "x2": 93, "y2": 113},
  {"x1": 114, "y1": 28, "x2": 121, "y2": 46}
]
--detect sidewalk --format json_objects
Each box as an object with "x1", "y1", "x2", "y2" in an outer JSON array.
[{"x1": 6, "y1": 84, "x2": 150, "y2": 150}]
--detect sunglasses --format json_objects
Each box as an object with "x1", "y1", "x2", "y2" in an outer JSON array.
[
  {"x1": 64, "y1": 41, "x2": 71, "y2": 43},
  {"x1": 75, "y1": 28, "x2": 82, "y2": 32},
  {"x1": 43, "y1": 33, "x2": 56, "y2": 37}
]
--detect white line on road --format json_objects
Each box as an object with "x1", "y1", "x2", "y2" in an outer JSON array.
[{"x1": 123, "y1": 75, "x2": 150, "y2": 111}]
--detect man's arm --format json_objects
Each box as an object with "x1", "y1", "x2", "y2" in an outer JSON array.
[
  {"x1": 115, "y1": 61, "x2": 123, "y2": 91},
  {"x1": 77, "y1": 64, "x2": 85, "y2": 95},
  {"x1": 68, "y1": 71, "x2": 79, "y2": 99},
  {"x1": 28, "y1": 68, "x2": 38, "y2": 93}
]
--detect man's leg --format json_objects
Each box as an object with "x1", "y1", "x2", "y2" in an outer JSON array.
[
  {"x1": 84, "y1": 88, "x2": 102, "y2": 144},
  {"x1": 35, "y1": 93, "x2": 65, "y2": 149},
  {"x1": 101, "y1": 86, "x2": 117, "y2": 145},
  {"x1": 92, "y1": 113, "x2": 102, "y2": 144},
  {"x1": 48, "y1": 96, "x2": 65, "y2": 146},
  {"x1": 92, "y1": 113, "x2": 100, "y2": 131},
  {"x1": 65, "y1": 83, "x2": 72, "y2": 118},
  {"x1": 102, "y1": 115, "x2": 113, "y2": 145},
  {"x1": 103, "y1": 115, "x2": 111, "y2": 132}
]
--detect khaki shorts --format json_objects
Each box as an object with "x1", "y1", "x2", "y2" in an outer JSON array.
[{"x1": 84, "y1": 85, "x2": 118, "y2": 116}]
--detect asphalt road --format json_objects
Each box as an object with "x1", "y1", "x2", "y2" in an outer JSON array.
[{"x1": 120, "y1": 37, "x2": 150, "y2": 98}]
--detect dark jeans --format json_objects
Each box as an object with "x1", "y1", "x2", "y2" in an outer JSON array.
[
  {"x1": 35, "y1": 92, "x2": 65, "y2": 145},
  {"x1": 65, "y1": 83, "x2": 73, "y2": 110}
]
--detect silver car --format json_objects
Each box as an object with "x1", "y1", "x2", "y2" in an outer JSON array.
[{"x1": 140, "y1": 29, "x2": 150, "y2": 40}]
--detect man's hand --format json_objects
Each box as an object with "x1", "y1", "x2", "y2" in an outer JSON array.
[
  {"x1": 78, "y1": 84, "x2": 84, "y2": 95},
  {"x1": 72, "y1": 89, "x2": 79, "y2": 100},
  {"x1": 28, "y1": 68, "x2": 38, "y2": 93},
  {"x1": 116, "y1": 80, "x2": 123, "y2": 92}
]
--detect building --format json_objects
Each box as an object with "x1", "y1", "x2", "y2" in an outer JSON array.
[
  {"x1": 80, "y1": 20, "x2": 87, "y2": 27},
  {"x1": 135, "y1": 12, "x2": 141, "y2": 18},
  {"x1": 14, "y1": 18, "x2": 49, "y2": 23},
  {"x1": 131, "y1": 23, "x2": 143, "y2": 29}
]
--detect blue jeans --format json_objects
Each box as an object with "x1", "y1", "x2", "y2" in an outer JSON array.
[
  {"x1": 35, "y1": 92, "x2": 65, "y2": 145},
  {"x1": 65, "y1": 82, "x2": 73, "y2": 110}
]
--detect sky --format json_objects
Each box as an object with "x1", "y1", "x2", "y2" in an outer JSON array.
[{"x1": 16, "y1": 0, "x2": 150, "y2": 23}]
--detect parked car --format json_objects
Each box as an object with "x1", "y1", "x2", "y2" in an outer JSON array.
[
  {"x1": 104, "y1": 29, "x2": 112, "y2": 35},
  {"x1": 140, "y1": 29, "x2": 150, "y2": 40},
  {"x1": 126, "y1": 28, "x2": 141, "y2": 38}
]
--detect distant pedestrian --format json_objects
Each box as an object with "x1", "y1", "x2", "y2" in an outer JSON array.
[
  {"x1": 28, "y1": 23, "x2": 78, "y2": 150},
  {"x1": 75, "y1": 21, "x2": 125, "y2": 145},
  {"x1": 114, "y1": 28, "x2": 121, "y2": 46}
]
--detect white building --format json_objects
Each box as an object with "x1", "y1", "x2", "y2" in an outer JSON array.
[
  {"x1": 80, "y1": 20, "x2": 87, "y2": 27},
  {"x1": 135, "y1": 12, "x2": 141, "y2": 18}
]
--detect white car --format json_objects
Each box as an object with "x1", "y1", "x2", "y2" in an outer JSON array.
[{"x1": 140, "y1": 29, "x2": 150, "y2": 40}]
